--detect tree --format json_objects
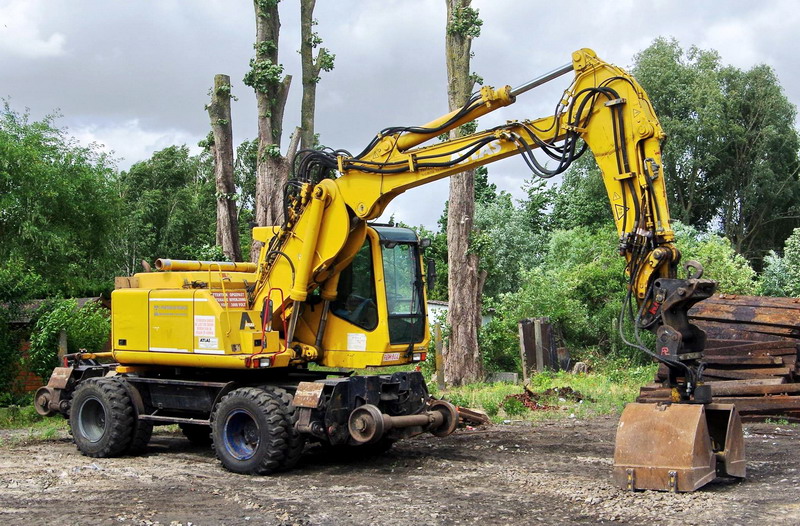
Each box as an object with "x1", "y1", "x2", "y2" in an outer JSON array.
[
  {"x1": 758, "y1": 227, "x2": 800, "y2": 296},
  {"x1": 206, "y1": 74, "x2": 242, "y2": 261},
  {"x1": 0, "y1": 102, "x2": 119, "y2": 296},
  {"x1": 551, "y1": 155, "x2": 609, "y2": 231},
  {"x1": 633, "y1": 38, "x2": 800, "y2": 262},
  {"x1": 234, "y1": 138, "x2": 259, "y2": 248},
  {"x1": 118, "y1": 145, "x2": 217, "y2": 271},
  {"x1": 716, "y1": 64, "x2": 800, "y2": 259},
  {"x1": 442, "y1": 0, "x2": 483, "y2": 386},
  {"x1": 632, "y1": 38, "x2": 726, "y2": 229},
  {"x1": 244, "y1": 0, "x2": 294, "y2": 260},
  {"x1": 299, "y1": 0, "x2": 335, "y2": 150}
]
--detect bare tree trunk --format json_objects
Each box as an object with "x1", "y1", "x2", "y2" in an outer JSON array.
[
  {"x1": 207, "y1": 74, "x2": 241, "y2": 262},
  {"x1": 299, "y1": 0, "x2": 335, "y2": 150},
  {"x1": 443, "y1": 0, "x2": 483, "y2": 386},
  {"x1": 247, "y1": 0, "x2": 292, "y2": 261}
]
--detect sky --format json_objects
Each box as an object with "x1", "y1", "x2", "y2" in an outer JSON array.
[{"x1": 2, "y1": 0, "x2": 799, "y2": 229}]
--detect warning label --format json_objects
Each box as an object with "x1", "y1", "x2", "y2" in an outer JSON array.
[
  {"x1": 194, "y1": 315, "x2": 216, "y2": 337},
  {"x1": 198, "y1": 337, "x2": 219, "y2": 349},
  {"x1": 347, "y1": 333, "x2": 367, "y2": 351},
  {"x1": 211, "y1": 291, "x2": 248, "y2": 309}
]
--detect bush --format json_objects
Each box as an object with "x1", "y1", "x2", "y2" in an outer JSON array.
[
  {"x1": 758, "y1": 228, "x2": 800, "y2": 296},
  {"x1": 672, "y1": 221, "x2": 757, "y2": 294},
  {"x1": 27, "y1": 300, "x2": 110, "y2": 380}
]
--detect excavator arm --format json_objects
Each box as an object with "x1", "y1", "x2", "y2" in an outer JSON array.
[
  {"x1": 250, "y1": 48, "x2": 744, "y2": 492},
  {"x1": 253, "y1": 49, "x2": 713, "y2": 396}
]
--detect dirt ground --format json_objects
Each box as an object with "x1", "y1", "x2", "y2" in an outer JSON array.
[{"x1": 1, "y1": 416, "x2": 799, "y2": 526}]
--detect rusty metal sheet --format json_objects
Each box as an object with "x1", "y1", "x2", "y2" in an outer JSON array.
[
  {"x1": 293, "y1": 381, "x2": 325, "y2": 408},
  {"x1": 46, "y1": 367, "x2": 74, "y2": 389}
]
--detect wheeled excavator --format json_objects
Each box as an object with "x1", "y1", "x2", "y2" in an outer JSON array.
[{"x1": 36, "y1": 48, "x2": 744, "y2": 491}]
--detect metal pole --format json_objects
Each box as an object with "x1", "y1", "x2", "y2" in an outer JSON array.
[{"x1": 510, "y1": 63, "x2": 574, "y2": 98}]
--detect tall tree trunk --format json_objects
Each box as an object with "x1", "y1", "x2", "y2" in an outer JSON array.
[
  {"x1": 299, "y1": 0, "x2": 335, "y2": 150},
  {"x1": 207, "y1": 74, "x2": 241, "y2": 262},
  {"x1": 443, "y1": 0, "x2": 483, "y2": 386},
  {"x1": 247, "y1": 0, "x2": 292, "y2": 261}
]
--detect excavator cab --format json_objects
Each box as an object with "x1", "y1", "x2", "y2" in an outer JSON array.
[{"x1": 297, "y1": 224, "x2": 431, "y2": 369}]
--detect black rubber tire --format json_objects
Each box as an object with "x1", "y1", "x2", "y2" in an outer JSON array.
[
  {"x1": 180, "y1": 423, "x2": 212, "y2": 447},
  {"x1": 260, "y1": 386, "x2": 306, "y2": 470},
  {"x1": 127, "y1": 420, "x2": 153, "y2": 454},
  {"x1": 70, "y1": 377, "x2": 135, "y2": 457},
  {"x1": 211, "y1": 387, "x2": 290, "y2": 475}
]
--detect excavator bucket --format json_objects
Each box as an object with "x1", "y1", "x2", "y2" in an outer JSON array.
[{"x1": 612, "y1": 402, "x2": 745, "y2": 492}]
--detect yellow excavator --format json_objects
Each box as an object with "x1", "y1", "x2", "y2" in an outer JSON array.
[{"x1": 36, "y1": 48, "x2": 744, "y2": 491}]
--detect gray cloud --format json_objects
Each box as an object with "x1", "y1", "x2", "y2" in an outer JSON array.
[{"x1": 3, "y1": 0, "x2": 798, "y2": 228}]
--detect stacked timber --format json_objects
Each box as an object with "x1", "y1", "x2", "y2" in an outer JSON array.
[{"x1": 637, "y1": 294, "x2": 800, "y2": 420}]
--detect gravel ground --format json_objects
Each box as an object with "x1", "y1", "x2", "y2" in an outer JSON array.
[{"x1": 1, "y1": 415, "x2": 799, "y2": 525}]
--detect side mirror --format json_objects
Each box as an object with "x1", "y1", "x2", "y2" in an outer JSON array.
[{"x1": 425, "y1": 258, "x2": 436, "y2": 291}]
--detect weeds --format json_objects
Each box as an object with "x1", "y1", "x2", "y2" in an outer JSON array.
[{"x1": 433, "y1": 362, "x2": 657, "y2": 423}]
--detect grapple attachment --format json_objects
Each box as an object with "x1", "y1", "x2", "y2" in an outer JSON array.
[{"x1": 612, "y1": 402, "x2": 745, "y2": 492}]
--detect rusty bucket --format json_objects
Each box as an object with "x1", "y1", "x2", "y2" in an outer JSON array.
[{"x1": 612, "y1": 402, "x2": 745, "y2": 492}]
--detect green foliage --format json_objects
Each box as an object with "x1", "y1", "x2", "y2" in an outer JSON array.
[
  {"x1": 474, "y1": 191, "x2": 547, "y2": 298},
  {"x1": 118, "y1": 145, "x2": 217, "y2": 271},
  {"x1": 27, "y1": 300, "x2": 110, "y2": 381},
  {"x1": 244, "y1": 57, "x2": 285, "y2": 95},
  {"x1": 0, "y1": 102, "x2": 120, "y2": 296},
  {"x1": 0, "y1": 404, "x2": 43, "y2": 427},
  {"x1": 758, "y1": 227, "x2": 800, "y2": 296},
  {"x1": 501, "y1": 396, "x2": 527, "y2": 417},
  {"x1": 672, "y1": 221, "x2": 757, "y2": 294},
  {"x1": 633, "y1": 38, "x2": 800, "y2": 260},
  {"x1": 263, "y1": 143, "x2": 282, "y2": 159},
  {"x1": 256, "y1": 0, "x2": 279, "y2": 18},
  {"x1": 433, "y1": 360, "x2": 656, "y2": 423},
  {"x1": 551, "y1": 154, "x2": 609, "y2": 231},
  {"x1": 447, "y1": 4, "x2": 482, "y2": 38},
  {"x1": 0, "y1": 260, "x2": 50, "y2": 393},
  {"x1": 479, "y1": 315, "x2": 519, "y2": 373}
]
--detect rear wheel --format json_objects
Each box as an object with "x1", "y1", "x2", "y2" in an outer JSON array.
[
  {"x1": 211, "y1": 387, "x2": 290, "y2": 475},
  {"x1": 70, "y1": 377, "x2": 135, "y2": 457},
  {"x1": 260, "y1": 386, "x2": 306, "y2": 470},
  {"x1": 127, "y1": 420, "x2": 153, "y2": 454},
  {"x1": 180, "y1": 423, "x2": 212, "y2": 447}
]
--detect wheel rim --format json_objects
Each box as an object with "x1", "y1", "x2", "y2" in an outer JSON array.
[
  {"x1": 223, "y1": 409, "x2": 260, "y2": 460},
  {"x1": 77, "y1": 396, "x2": 107, "y2": 443}
]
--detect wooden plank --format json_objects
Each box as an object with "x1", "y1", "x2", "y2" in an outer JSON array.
[
  {"x1": 704, "y1": 339, "x2": 754, "y2": 349},
  {"x1": 713, "y1": 396, "x2": 800, "y2": 413},
  {"x1": 703, "y1": 355, "x2": 783, "y2": 366},
  {"x1": 711, "y1": 383, "x2": 800, "y2": 396},
  {"x1": 705, "y1": 378, "x2": 786, "y2": 387},
  {"x1": 703, "y1": 340, "x2": 799, "y2": 354},
  {"x1": 517, "y1": 319, "x2": 536, "y2": 380},
  {"x1": 702, "y1": 367, "x2": 792, "y2": 380},
  {"x1": 692, "y1": 294, "x2": 800, "y2": 311},
  {"x1": 694, "y1": 321, "x2": 800, "y2": 339},
  {"x1": 690, "y1": 303, "x2": 800, "y2": 327}
]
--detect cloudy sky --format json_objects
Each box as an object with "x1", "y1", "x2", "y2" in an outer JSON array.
[{"x1": 2, "y1": 0, "x2": 799, "y2": 229}]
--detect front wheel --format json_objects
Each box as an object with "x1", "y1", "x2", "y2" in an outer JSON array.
[
  {"x1": 211, "y1": 387, "x2": 290, "y2": 475},
  {"x1": 70, "y1": 377, "x2": 135, "y2": 457}
]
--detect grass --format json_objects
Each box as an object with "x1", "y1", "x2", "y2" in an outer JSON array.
[
  {"x1": 0, "y1": 404, "x2": 69, "y2": 447},
  {"x1": 430, "y1": 361, "x2": 657, "y2": 423}
]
